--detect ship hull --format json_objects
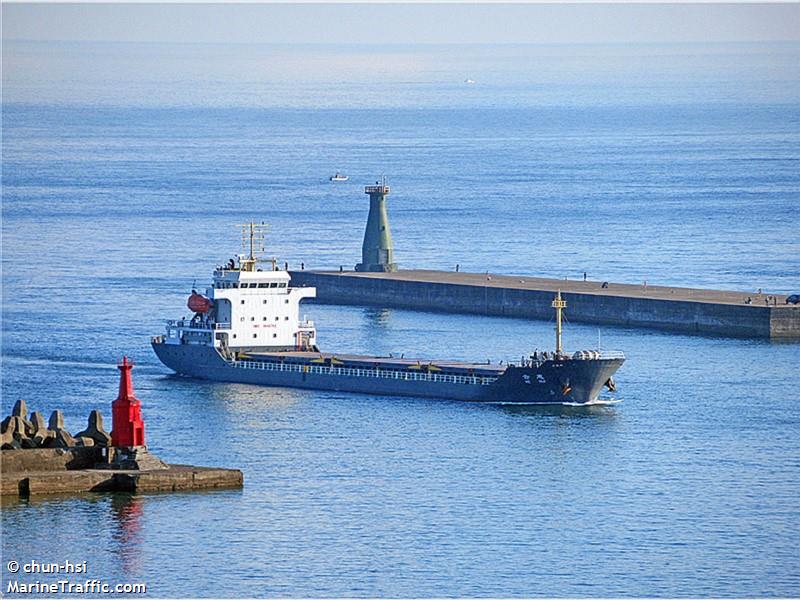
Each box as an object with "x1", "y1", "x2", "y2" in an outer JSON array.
[{"x1": 152, "y1": 342, "x2": 622, "y2": 405}]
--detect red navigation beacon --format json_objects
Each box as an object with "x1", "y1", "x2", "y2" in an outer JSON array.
[{"x1": 111, "y1": 356, "x2": 145, "y2": 447}]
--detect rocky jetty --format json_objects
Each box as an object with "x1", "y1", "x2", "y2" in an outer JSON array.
[
  {"x1": 0, "y1": 401, "x2": 243, "y2": 497},
  {"x1": 0, "y1": 357, "x2": 243, "y2": 497}
]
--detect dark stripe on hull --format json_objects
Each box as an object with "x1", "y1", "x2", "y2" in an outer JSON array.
[{"x1": 152, "y1": 343, "x2": 622, "y2": 404}]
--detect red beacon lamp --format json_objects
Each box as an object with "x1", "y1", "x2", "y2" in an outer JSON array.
[{"x1": 111, "y1": 356, "x2": 146, "y2": 448}]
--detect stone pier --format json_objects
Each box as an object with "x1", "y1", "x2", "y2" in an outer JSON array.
[{"x1": 289, "y1": 269, "x2": 800, "y2": 339}]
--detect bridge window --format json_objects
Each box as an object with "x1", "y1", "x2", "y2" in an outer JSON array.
[
  {"x1": 269, "y1": 283, "x2": 277, "y2": 288},
  {"x1": 279, "y1": 282, "x2": 287, "y2": 288},
  {"x1": 258, "y1": 283, "x2": 268, "y2": 288}
]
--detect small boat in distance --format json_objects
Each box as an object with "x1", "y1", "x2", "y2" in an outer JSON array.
[{"x1": 330, "y1": 172, "x2": 349, "y2": 182}]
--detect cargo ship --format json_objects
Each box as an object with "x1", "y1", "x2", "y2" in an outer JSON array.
[{"x1": 151, "y1": 223, "x2": 624, "y2": 404}]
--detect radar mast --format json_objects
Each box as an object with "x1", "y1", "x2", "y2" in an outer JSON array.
[
  {"x1": 237, "y1": 221, "x2": 268, "y2": 272},
  {"x1": 552, "y1": 291, "x2": 567, "y2": 355}
]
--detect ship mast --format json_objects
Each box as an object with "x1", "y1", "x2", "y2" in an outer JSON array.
[
  {"x1": 237, "y1": 221, "x2": 267, "y2": 272},
  {"x1": 552, "y1": 290, "x2": 567, "y2": 355}
]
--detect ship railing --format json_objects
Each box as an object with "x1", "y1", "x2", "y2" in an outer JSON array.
[
  {"x1": 166, "y1": 319, "x2": 225, "y2": 331},
  {"x1": 597, "y1": 350, "x2": 626, "y2": 360},
  {"x1": 514, "y1": 349, "x2": 626, "y2": 367},
  {"x1": 232, "y1": 359, "x2": 499, "y2": 386}
]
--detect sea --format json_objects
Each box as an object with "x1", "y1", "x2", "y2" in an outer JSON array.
[{"x1": 2, "y1": 41, "x2": 799, "y2": 597}]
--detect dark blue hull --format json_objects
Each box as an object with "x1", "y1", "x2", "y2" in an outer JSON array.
[{"x1": 152, "y1": 342, "x2": 623, "y2": 405}]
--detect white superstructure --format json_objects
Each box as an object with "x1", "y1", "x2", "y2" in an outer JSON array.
[{"x1": 159, "y1": 223, "x2": 317, "y2": 354}]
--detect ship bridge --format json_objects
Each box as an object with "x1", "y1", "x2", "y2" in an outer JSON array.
[{"x1": 155, "y1": 222, "x2": 317, "y2": 354}]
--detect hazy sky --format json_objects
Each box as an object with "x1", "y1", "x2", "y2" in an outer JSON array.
[{"x1": 3, "y1": 3, "x2": 799, "y2": 45}]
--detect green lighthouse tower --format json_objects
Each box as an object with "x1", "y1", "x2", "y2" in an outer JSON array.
[{"x1": 355, "y1": 178, "x2": 398, "y2": 273}]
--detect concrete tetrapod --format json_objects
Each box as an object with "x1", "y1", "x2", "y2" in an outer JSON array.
[
  {"x1": 44, "y1": 410, "x2": 76, "y2": 449},
  {"x1": 11, "y1": 399, "x2": 34, "y2": 436},
  {"x1": 76, "y1": 410, "x2": 112, "y2": 447},
  {"x1": 29, "y1": 412, "x2": 54, "y2": 447},
  {"x1": 0, "y1": 418, "x2": 21, "y2": 450}
]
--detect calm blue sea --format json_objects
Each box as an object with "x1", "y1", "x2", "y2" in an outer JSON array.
[{"x1": 2, "y1": 41, "x2": 800, "y2": 597}]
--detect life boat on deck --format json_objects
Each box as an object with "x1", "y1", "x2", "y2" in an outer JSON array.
[{"x1": 187, "y1": 291, "x2": 213, "y2": 314}]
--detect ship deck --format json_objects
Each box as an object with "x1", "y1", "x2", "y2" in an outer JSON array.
[{"x1": 241, "y1": 350, "x2": 507, "y2": 376}]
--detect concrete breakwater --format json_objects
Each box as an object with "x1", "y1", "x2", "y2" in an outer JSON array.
[
  {"x1": 290, "y1": 270, "x2": 800, "y2": 339},
  {"x1": 1, "y1": 366, "x2": 244, "y2": 497},
  {"x1": 1, "y1": 450, "x2": 243, "y2": 497}
]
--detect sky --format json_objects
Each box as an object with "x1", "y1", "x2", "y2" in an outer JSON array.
[{"x1": 3, "y1": 3, "x2": 800, "y2": 46}]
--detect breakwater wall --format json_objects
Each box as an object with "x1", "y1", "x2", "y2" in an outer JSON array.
[
  {"x1": 289, "y1": 270, "x2": 800, "y2": 339},
  {"x1": 1, "y1": 450, "x2": 244, "y2": 497},
  {"x1": 1, "y1": 397, "x2": 244, "y2": 497}
]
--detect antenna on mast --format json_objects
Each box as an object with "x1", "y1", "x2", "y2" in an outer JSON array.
[
  {"x1": 236, "y1": 221, "x2": 268, "y2": 272},
  {"x1": 552, "y1": 290, "x2": 567, "y2": 356}
]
